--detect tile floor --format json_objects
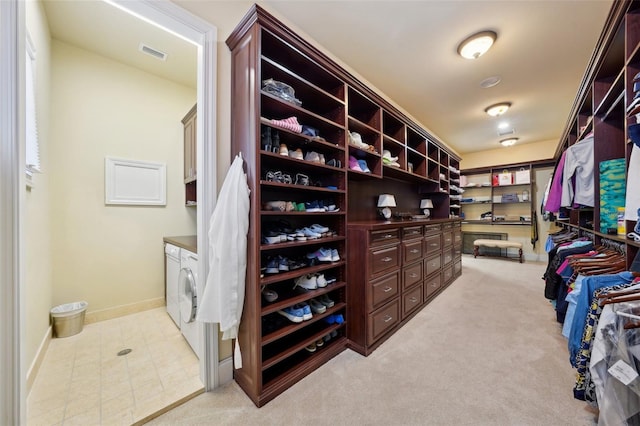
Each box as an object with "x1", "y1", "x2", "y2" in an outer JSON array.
[{"x1": 27, "y1": 307, "x2": 204, "y2": 426}]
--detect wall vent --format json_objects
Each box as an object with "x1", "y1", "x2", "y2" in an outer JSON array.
[
  {"x1": 138, "y1": 43, "x2": 167, "y2": 61},
  {"x1": 498, "y1": 128, "x2": 515, "y2": 136}
]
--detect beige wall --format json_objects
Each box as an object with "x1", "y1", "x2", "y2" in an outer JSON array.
[
  {"x1": 461, "y1": 139, "x2": 557, "y2": 170},
  {"x1": 24, "y1": 0, "x2": 53, "y2": 375},
  {"x1": 48, "y1": 41, "x2": 196, "y2": 313}
]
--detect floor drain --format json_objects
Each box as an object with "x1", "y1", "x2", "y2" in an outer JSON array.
[{"x1": 117, "y1": 349, "x2": 132, "y2": 356}]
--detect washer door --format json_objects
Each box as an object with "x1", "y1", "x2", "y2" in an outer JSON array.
[{"x1": 178, "y1": 267, "x2": 197, "y2": 324}]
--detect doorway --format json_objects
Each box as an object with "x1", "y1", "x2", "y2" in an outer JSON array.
[{"x1": 0, "y1": 0, "x2": 219, "y2": 423}]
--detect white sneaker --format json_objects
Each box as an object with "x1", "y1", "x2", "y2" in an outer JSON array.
[
  {"x1": 331, "y1": 249, "x2": 340, "y2": 262},
  {"x1": 315, "y1": 273, "x2": 327, "y2": 288},
  {"x1": 297, "y1": 227, "x2": 321, "y2": 239},
  {"x1": 310, "y1": 224, "x2": 329, "y2": 234},
  {"x1": 294, "y1": 274, "x2": 318, "y2": 290}
]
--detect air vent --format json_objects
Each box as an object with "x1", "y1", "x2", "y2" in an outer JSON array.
[
  {"x1": 138, "y1": 43, "x2": 167, "y2": 61},
  {"x1": 498, "y1": 128, "x2": 515, "y2": 136}
]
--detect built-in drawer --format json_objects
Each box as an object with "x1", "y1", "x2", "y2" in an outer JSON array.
[
  {"x1": 442, "y1": 230, "x2": 453, "y2": 247},
  {"x1": 424, "y1": 254, "x2": 441, "y2": 277},
  {"x1": 403, "y1": 239, "x2": 424, "y2": 264},
  {"x1": 454, "y1": 244, "x2": 462, "y2": 258},
  {"x1": 424, "y1": 273, "x2": 442, "y2": 301},
  {"x1": 442, "y1": 222, "x2": 453, "y2": 230},
  {"x1": 370, "y1": 245, "x2": 400, "y2": 276},
  {"x1": 453, "y1": 230, "x2": 462, "y2": 245},
  {"x1": 454, "y1": 260, "x2": 462, "y2": 276},
  {"x1": 402, "y1": 285, "x2": 423, "y2": 318},
  {"x1": 424, "y1": 224, "x2": 441, "y2": 235},
  {"x1": 369, "y1": 271, "x2": 400, "y2": 310},
  {"x1": 370, "y1": 229, "x2": 400, "y2": 247},
  {"x1": 453, "y1": 221, "x2": 461, "y2": 228},
  {"x1": 368, "y1": 299, "x2": 400, "y2": 345},
  {"x1": 402, "y1": 226, "x2": 423, "y2": 240},
  {"x1": 443, "y1": 247, "x2": 453, "y2": 265},
  {"x1": 402, "y1": 261, "x2": 423, "y2": 290},
  {"x1": 443, "y1": 265, "x2": 453, "y2": 284},
  {"x1": 425, "y1": 234, "x2": 441, "y2": 255}
]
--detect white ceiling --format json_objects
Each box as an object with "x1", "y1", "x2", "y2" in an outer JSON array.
[{"x1": 41, "y1": 0, "x2": 614, "y2": 156}]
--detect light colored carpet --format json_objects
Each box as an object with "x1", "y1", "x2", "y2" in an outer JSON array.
[{"x1": 146, "y1": 255, "x2": 598, "y2": 425}]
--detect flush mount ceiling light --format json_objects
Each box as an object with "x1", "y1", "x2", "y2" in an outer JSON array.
[
  {"x1": 485, "y1": 102, "x2": 512, "y2": 117},
  {"x1": 500, "y1": 137, "x2": 519, "y2": 147},
  {"x1": 457, "y1": 31, "x2": 497, "y2": 59}
]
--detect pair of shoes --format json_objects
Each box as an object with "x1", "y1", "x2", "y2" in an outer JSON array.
[
  {"x1": 278, "y1": 143, "x2": 289, "y2": 156},
  {"x1": 305, "y1": 342, "x2": 317, "y2": 353},
  {"x1": 297, "y1": 227, "x2": 322, "y2": 239},
  {"x1": 265, "y1": 170, "x2": 292, "y2": 184},
  {"x1": 294, "y1": 173, "x2": 310, "y2": 186},
  {"x1": 270, "y1": 116, "x2": 302, "y2": 133},
  {"x1": 318, "y1": 294, "x2": 335, "y2": 308},
  {"x1": 308, "y1": 298, "x2": 326, "y2": 313},
  {"x1": 263, "y1": 255, "x2": 289, "y2": 274},
  {"x1": 293, "y1": 303, "x2": 312, "y2": 321},
  {"x1": 261, "y1": 286, "x2": 278, "y2": 303},
  {"x1": 277, "y1": 305, "x2": 305, "y2": 323},
  {"x1": 324, "y1": 313, "x2": 344, "y2": 324},
  {"x1": 326, "y1": 158, "x2": 342, "y2": 168},
  {"x1": 288, "y1": 148, "x2": 304, "y2": 160},
  {"x1": 294, "y1": 274, "x2": 318, "y2": 290},
  {"x1": 306, "y1": 248, "x2": 334, "y2": 262},
  {"x1": 304, "y1": 151, "x2": 326, "y2": 164},
  {"x1": 263, "y1": 200, "x2": 295, "y2": 212},
  {"x1": 323, "y1": 329, "x2": 339, "y2": 342}
]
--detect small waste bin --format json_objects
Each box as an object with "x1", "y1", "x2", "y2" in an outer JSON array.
[{"x1": 50, "y1": 301, "x2": 88, "y2": 338}]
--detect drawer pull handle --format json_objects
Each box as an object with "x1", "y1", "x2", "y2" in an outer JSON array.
[
  {"x1": 410, "y1": 249, "x2": 419, "y2": 254},
  {"x1": 383, "y1": 286, "x2": 393, "y2": 293},
  {"x1": 383, "y1": 315, "x2": 393, "y2": 323},
  {"x1": 383, "y1": 234, "x2": 394, "y2": 239},
  {"x1": 409, "y1": 297, "x2": 418, "y2": 303},
  {"x1": 410, "y1": 273, "x2": 418, "y2": 278},
  {"x1": 382, "y1": 256, "x2": 393, "y2": 262},
  {"x1": 430, "y1": 243, "x2": 438, "y2": 247}
]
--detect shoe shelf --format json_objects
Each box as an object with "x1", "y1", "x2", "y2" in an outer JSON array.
[
  {"x1": 261, "y1": 30, "x2": 346, "y2": 101},
  {"x1": 261, "y1": 56, "x2": 345, "y2": 107},
  {"x1": 260, "y1": 261, "x2": 346, "y2": 286},
  {"x1": 228, "y1": 4, "x2": 461, "y2": 407}
]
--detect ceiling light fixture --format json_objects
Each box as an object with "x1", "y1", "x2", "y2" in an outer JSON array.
[
  {"x1": 485, "y1": 102, "x2": 512, "y2": 117},
  {"x1": 500, "y1": 138, "x2": 519, "y2": 147},
  {"x1": 457, "y1": 31, "x2": 497, "y2": 59}
]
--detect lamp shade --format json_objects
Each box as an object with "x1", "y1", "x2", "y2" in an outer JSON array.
[
  {"x1": 420, "y1": 199, "x2": 433, "y2": 209},
  {"x1": 377, "y1": 194, "x2": 396, "y2": 208}
]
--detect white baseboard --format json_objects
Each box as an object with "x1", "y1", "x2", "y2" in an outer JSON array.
[
  {"x1": 26, "y1": 326, "x2": 51, "y2": 394},
  {"x1": 84, "y1": 297, "x2": 165, "y2": 324},
  {"x1": 218, "y1": 356, "x2": 233, "y2": 385}
]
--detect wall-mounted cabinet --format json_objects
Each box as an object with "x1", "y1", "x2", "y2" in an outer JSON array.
[{"x1": 182, "y1": 104, "x2": 197, "y2": 206}]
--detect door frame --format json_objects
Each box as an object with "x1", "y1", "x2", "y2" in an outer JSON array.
[{"x1": 0, "y1": 1, "x2": 219, "y2": 423}]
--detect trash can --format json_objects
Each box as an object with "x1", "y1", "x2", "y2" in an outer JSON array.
[{"x1": 50, "y1": 301, "x2": 88, "y2": 338}]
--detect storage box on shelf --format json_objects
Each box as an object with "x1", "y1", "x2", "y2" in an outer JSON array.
[{"x1": 553, "y1": 0, "x2": 639, "y2": 269}]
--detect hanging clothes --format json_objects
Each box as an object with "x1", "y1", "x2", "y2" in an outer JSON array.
[
  {"x1": 545, "y1": 150, "x2": 567, "y2": 213},
  {"x1": 197, "y1": 154, "x2": 250, "y2": 367},
  {"x1": 562, "y1": 134, "x2": 595, "y2": 208},
  {"x1": 625, "y1": 144, "x2": 640, "y2": 222}
]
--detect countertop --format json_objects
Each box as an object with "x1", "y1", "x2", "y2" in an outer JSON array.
[{"x1": 163, "y1": 235, "x2": 197, "y2": 254}]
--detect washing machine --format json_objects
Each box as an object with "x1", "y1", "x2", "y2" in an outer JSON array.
[
  {"x1": 178, "y1": 249, "x2": 200, "y2": 358},
  {"x1": 164, "y1": 243, "x2": 181, "y2": 328}
]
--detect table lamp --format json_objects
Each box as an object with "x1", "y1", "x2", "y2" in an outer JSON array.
[
  {"x1": 377, "y1": 194, "x2": 396, "y2": 220},
  {"x1": 420, "y1": 199, "x2": 433, "y2": 218}
]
